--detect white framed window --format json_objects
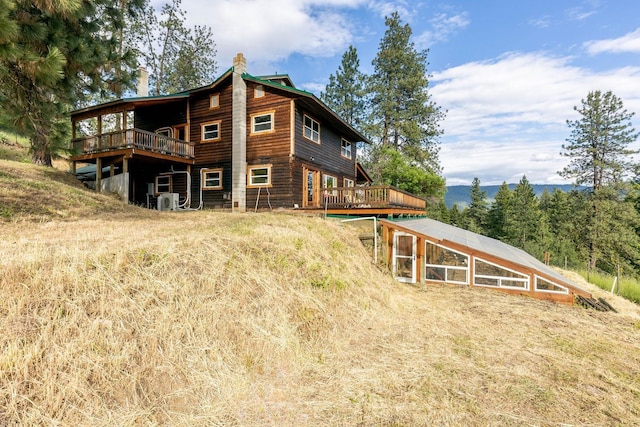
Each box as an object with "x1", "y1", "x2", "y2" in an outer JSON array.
[
  {"x1": 535, "y1": 275, "x2": 569, "y2": 294},
  {"x1": 155, "y1": 175, "x2": 172, "y2": 195},
  {"x1": 474, "y1": 257, "x2": 529, "y2": 290},
  {"x1": 251, "y1": 111, "x2": 274, "y2": 134},
  {"x1": 202, "y1": 121, "x2": 221, "y2": 142},
  {"x1": 341, "y1": 139, "x2": 352, "y2": 159},
  {"x1": 248, "y1": 164, "x2": 272, "y2": 187},
  {"x1": 254, "y1": 85, "x2": 264, "y2": 98},
  {"x1": 303, "y1": 114, "x2": 320, "y2": 143},
  {"x1": 424, "y1": 241, "x2": 469, "y2": 285},
  {"x1": 201, "y1": 168, "x2": 223, "y2": 190},
  {"x1": 323, "y1": 174, "x2": 337, "y2": 189},
  {"x1": 344, "y1": 178, "x2": 354, "y2": 187},
  {"x1": 210, "y1": 93, "x2": 220, "y2": 109}
]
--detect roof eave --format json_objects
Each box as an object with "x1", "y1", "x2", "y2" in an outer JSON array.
[{"x1": 242, "y1": 73, "x2": 371, "y2": 144}]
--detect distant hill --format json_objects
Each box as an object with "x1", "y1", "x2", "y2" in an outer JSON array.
[{"x1": 445, "y1": 184, "x2": 583, "y2": 208}]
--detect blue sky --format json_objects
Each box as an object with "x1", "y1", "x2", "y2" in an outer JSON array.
[{"x1": 157, "y1": 0, "x2": 640, "y2": 185}]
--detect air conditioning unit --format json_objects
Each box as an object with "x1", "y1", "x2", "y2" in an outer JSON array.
[{"x1": 157, "y1": 192, "x2": 179, "y2": 211}]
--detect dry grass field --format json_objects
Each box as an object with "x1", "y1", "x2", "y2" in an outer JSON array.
[{"x1": 1, "y1": 147, "x2": 640, "y2": 426}]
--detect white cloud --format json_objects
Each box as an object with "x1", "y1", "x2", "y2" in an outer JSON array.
[
  {"x1": 415, "y1": 11, "x2": 470, "y2": 48},
  {"x1": 528, "y1": 16, "x2": 551, "y2": 29},
  {"x1": 431, "y1": 52, "x2": 640, "y2": 185},
  {"x1": 168, "y1": 0, "x2": 367, "y2": 72},
  {"x1": 368, "y1": 0, "x2": 410, "y2": 19},
  {"x1": 566, "y1": 6, "x2": 596, "y2": 21},
  {"x1": 584, "y1": 28, "x2": 640, "y2": 55}
]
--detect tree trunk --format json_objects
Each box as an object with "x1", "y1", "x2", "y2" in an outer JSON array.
[{"x1": 31, "y1": 138, "x2": 53, "y2": 167}]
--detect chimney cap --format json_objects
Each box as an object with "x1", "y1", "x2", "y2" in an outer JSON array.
[{"x1": 233, "y1": 53, "x2": 247, "y2": 73}]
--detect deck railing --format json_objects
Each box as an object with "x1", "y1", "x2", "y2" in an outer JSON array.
[
  {"x1": 321, "y1": 185, "x2": 426, "y2": 210},
  {"x1": 71, "y1": 128, "x2": 195, "y2": 159}
]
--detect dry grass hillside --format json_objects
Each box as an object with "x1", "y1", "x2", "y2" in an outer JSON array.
[{"x1": 1, "y1": 149, "x2": 640, "y2": 426}]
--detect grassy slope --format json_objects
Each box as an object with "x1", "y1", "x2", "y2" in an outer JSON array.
[{"x1": 1, "y1": 153, "x2": 640, "y2": 426}]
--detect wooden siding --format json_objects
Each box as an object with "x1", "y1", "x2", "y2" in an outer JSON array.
[
  {"x1": 247, "y1": 156, "x2": 295, "y2": 210},
  {"x1": 191, "y1": 162, "x2": 233, "y2": 209},
  {"x1": 294, "y1": 107, "x2": 356, "y2": 179},
  {"x1": 190, "y1": 83, "x2": 234, "y2": 165},
  {"x1": 245, "y1": 82, "x2": 292, "y2": 164}
]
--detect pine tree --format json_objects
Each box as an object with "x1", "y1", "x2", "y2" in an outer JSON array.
[
  {"x1": 504, "y1": 176, "x2": 541, "y2": 250},
  {"x1": 561, "y1": 90, "x2": 638, "y2": 191},
  {"x1": 0, "y1": 0, "x2": 142, "y2": 165},
  {"x1": 133, "y1": 0, "x2": 217, "y2": 95},
  {"x1": 466, "y1": 177, "x2": 488, "y2": 233},
  {"x1": 449, "y1": 204, "x2": 464, "y2": 228},
  {"x1": 368, "y1": 11, "x2": 444, "y2": 173},
  {"x1": 487, "y1": 182, "x2": 512, "y2": 240},
  {"x1": 321, "y1": 45, "x2": 367, "y2": 132},
  {"x1": 560, "y1": 90, "x2": 640, "y2": 269},
  {"x1": 427, "y1": 198, "x2": 451, "y2": 223}
]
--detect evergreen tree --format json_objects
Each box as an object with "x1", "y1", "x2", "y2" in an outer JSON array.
[
  {"x1": 321, "y1": 45, "x2": 367, "y2": 131},
  {"x1": 367, "y1": 11, "x2": 445, "y2": 173},
  {"x1": 504, "y1": 176, "x2": 541, "y2": 250},
  {"x1": 487, "y1": 182, "x2": 512, "y2": 240},
  {"x1": 561, "y1": 90, "x2": 638, "y2": 190},
  {"x1": 560, "y1": 90, "x2": 640, "y2": 269},
  {"x1": 449, "y1": 204, "x2": 464, "y2": 228},
  {"x1": 427, "y1": 198, "x2": 451, "y2": 223},
  {"x1": 0, "y1": 0, "x2": 143, "y2": 165},
  {"x1": 133, "y1": 0, "x2": 217, "y2": 95},
  {"x1": 466, "y1": 177, "x2": 488, "y2": 233}
]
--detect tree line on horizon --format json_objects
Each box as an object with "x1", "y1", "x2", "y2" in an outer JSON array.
[{"x1": 425, "y1": 91, "x2": 640, "y2": 278}]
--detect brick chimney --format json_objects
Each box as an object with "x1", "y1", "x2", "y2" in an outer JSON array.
[{"x1": 231, "y1": 53, "x2": 247, "y2": 212}]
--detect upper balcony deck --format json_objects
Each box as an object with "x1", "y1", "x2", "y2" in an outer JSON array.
[{"x1": 70, "y1": 128, "x2": 195, "y2": 162}]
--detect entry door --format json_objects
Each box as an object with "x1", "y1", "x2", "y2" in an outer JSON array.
[
  {"x1": 393, "y1": 233, "x2": 417, "y2": 283},
  {"x1": 303, "y1": 168, "x2": 320, "y2": 207}
]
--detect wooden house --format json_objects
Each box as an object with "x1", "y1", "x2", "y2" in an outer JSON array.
[
  {"x1": 381, "y1": 218, "x2": 592, "y2": 304},
  {"x1": 69, "y1": 53, "x2": 426, "y2": 216}
]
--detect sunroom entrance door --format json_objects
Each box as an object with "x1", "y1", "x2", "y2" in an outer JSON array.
[
  {"x1": 393, "y1": 232, "x2": 417, "y2": 283},
  {"x1": 303, "y1": 167, "x2": 320, "y2": 208}
]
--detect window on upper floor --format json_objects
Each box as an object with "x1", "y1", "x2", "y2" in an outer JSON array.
[
  {"x1": 251, "y1": 111, "x2": 274, "y2": 134},
  {"x1": 210, "y1": 93, "x2": 220, "y2": 109},
  {"x1": 344, "y1": 178, "x2": 354, "y2": 187},
  {"x1": 303, "y1": 114, "x2": 320, "y2": 143},
  {"x1": 341, "y1": 139, "x2": 352, "y2": 159},
  {"x1": 201, "y1": 121, "x2": 221, "y2": 142},
  {"x1": 254, "y1": 85, "x2": 264, "y2": 98}
]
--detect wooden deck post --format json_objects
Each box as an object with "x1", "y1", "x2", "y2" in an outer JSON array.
[
  {"x1": 95, "y1": 158, "x2": 102, "y2": 193},
  {"x1": 122, "y1": 157, "x2": 129, "y2": 203}
]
